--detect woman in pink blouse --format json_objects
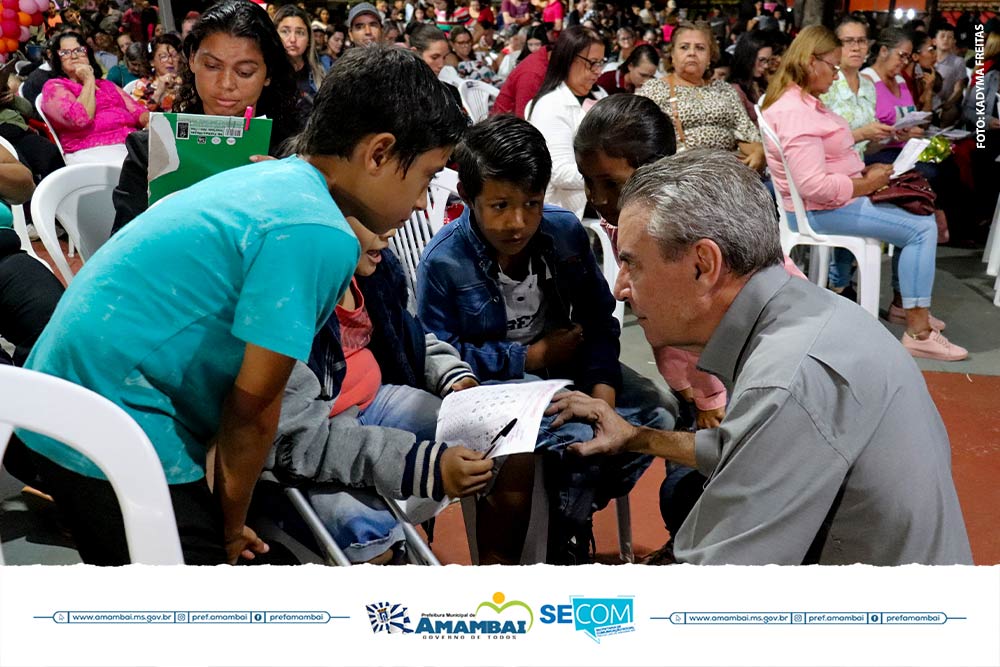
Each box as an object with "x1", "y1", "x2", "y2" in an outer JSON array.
[
  {"x1": 541, "y1": 0, "x2": 564, "y2": 32},
  {"x1": 761, "y1": 26, "x2": 966, "y2": 362},
  {"x1": 40, "y1": 32, "x2": 149, "y2": 164}
]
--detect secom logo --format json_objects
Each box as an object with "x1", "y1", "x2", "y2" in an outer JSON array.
[{"x1": 540, "y1": 596, "x2": 635, "y2": 643}]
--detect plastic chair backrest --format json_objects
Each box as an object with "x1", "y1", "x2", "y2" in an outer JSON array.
[
  {"x1": 0, "y1": 136, "x2": 42, "y2": 261},
  {"x1": 438, "y1": 65, "x2": 463, "y2": 87},
  {"x1": 0, "y1": 366, "x2": 183, "y2": 565},
  {"x1": 34, "y1": 93, "x2": 67, "y2": 159},
  {"x1": 458, "y1": 79, "x2": 500, "y2": 122},
  {"x1": 29, "y1": 162, "x2": 123, "y2": 283},
  {"x1": 755, "y1": 104, "x2": 830, "y2": 243},
  {"x1": 387, "y1": 168, "x2": 459, "y2": 297}
]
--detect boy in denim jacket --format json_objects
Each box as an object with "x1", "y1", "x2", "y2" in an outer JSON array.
[{"x1": 416, "y1": 115, "x2": 677, "y2": 564}]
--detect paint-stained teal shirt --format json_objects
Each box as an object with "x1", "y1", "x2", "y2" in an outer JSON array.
[{"x1": 19, "y1": 156, "x2": 359, "y2": 483}]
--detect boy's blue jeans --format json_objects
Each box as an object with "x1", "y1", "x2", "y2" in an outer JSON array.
[
  {"x1": 531, "y1": 364, "x2": 677, "y2": 542},
  {"x1": 306, "y1": 384, "x2": 440, "y2": 562}
]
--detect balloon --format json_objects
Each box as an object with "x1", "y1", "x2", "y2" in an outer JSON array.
[
  {"x1": 0, "y1": 0, "x2": 18, "y2": 10},
  {"x1": 17, "y1": 0, "x2": 29, "y2": 10},
  {"x1": 18, "y1": 24, "x2": 26, "y2": 40},
  {"x1": 34, "y1": 0, "x2": 45, "y2": 13},
  {"x1": 0, "y1": 8, "x2": 13, "y2": 19},
  {"x1": 4, "y1": 37, "x2": 16, "y2": 51},
  {"x1": 16, "y1": 10, "x2": 28, "y2": 24},
  {"x1": 0, "y1": 20, "x2": 17, "y2": 37},
  {"x1": 29, "y1": 11, "x2": 41, "y2": 25}
]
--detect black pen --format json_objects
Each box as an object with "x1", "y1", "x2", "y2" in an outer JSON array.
[{"x1": 483, "y1": 418, "x2": 517, "y2": 458}]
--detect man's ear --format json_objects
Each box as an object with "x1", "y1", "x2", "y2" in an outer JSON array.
[
  {"x1": 691, "y1": 238, "x2": 724, "y2": 287},
  {"x1": 361, "y1": 132, "x2": 398, "y2": 174}
]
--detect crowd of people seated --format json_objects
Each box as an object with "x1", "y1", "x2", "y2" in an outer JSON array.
[{"x1": 0, "y1": 0, "x2": 993, "y2": 568}]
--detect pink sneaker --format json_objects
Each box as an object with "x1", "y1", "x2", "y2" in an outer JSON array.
[
  {"x1": 888, "y1": 304, "x2": 946, "y2": 331},
  {"x1": 901, "y1": 330, "x2": 968, "y2": 361}
]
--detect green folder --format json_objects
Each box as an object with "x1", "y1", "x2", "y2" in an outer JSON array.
[{"x1": 147, "y1": 112, "x2": 273, "y2": 205}]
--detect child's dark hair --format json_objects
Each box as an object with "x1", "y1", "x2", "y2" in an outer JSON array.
[
  {"x1": 455, "y1": 115, "x2": 552, "y2": 203},
  {"x1": 409, "y1": 23, "x2": 447, "y2": 53},
  {"x1": 574, "y1": 95, "x2": 676, "y2": 168},
  {"x1": 517, "y1": 25, "x2": 549, "y2": 64},
  {"x1": 617, "y1": 43, "x2": 659, "y2": 74},
  {"x1": 293, "y1": 45, "x2": 467, "y2": 173}
]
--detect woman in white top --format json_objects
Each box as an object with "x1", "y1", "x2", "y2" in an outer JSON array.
[{"x1": 525, "y1": 26, "x2": 607, "y2": 218}]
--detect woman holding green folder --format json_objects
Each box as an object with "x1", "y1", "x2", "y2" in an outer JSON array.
[{"x1": 112, "y1": 0, "x2": 300, "y2": 233}]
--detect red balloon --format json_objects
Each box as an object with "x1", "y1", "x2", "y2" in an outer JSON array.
[
  {"x1": 29, "y1": 11, "x2": 41, "y2": 25},
  {"x1": 16, "y1": 10, "x2": 28, "y2": 25},
  {"x1": 0, "y1": 0, "x2": 18, "y2": 10},
  {"x1": 0, "y1": 8, "x2": 14, "y2": 19},
  {"x1": 0, "y1": 20, "x2": 17, "y2": 38}
]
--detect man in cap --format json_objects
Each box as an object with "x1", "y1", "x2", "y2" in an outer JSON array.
[
  {"x1": 349, "y1": 2, "x2": 383, "y2": 47},
  {"x1": 312, "y1": 20, "x2": 333, "y2": 69}
]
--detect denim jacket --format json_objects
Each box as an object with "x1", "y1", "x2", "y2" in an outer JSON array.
[{"x1": 416, "y1": 204, "x2": 622, "y2": 392}]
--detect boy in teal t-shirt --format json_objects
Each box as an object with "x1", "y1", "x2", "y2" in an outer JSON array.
[{"x1": 17, "y1": 46, "x2": 475, "y2": 565}]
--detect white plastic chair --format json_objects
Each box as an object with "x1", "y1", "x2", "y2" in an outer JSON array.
[
  {"x1": 461, "y1": 456, "x2": 635, "y2": 564},
  {"x1": 387, "y1": 168, "x2": 460, "y2": 299},
  {"x1": 33, "y1": 94, "x2": 67, "y2": 161},
  {"x1": 29, "y1": 162, "x2": 122, "y2": 284},
  {"x1": 438, "y1": 65, "x2": 464, "y2": 88},
  {"x1": 457, "y1": 79, "x2": 500, "y2": 122},
  {"x1": 0, "y1": 136, "x2": 43, "y2": 262},
  {"x1": 34, "y1": 93, "x2": 79, "y2": 259},
  {"x1": 582, "y1": 218, "x2": 624, "y2": 326},
  {"x1": 756, "y1": 105, "x2": 883, "y2": 317},
  {"x1": 982, "y1": 193, "x2": 1000, "y2": 307},
  {"x1": 0, "y1": 365, "x2": 183, "y2": 565},
  {"x1": 982, "y1": 193, "x2": 999, "y2": 278}
]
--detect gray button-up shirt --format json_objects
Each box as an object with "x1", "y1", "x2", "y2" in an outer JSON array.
[{"x1": 675, "y1": 265, "x2": 972, "y2": 565}]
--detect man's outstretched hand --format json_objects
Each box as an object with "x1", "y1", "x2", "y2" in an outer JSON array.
[{"x1": 545, "y1": 391, "x2": 638, "y2": 456}]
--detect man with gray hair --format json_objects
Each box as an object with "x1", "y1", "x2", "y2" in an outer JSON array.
[{"x1": 548, "y1": 149, "x2": 973, "y2": 566}]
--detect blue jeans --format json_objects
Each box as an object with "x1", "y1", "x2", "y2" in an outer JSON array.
[
  {"x1": 530, "y1": 365, "x2": 676, "y2": 537},
  {"x1": 788, "y1": 198, "x2": 936, "y2": 308},
  {"x1": 306, "y1": 384, "x2": 441, "y2": 562}
]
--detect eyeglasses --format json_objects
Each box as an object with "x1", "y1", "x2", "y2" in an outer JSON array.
[
  {"x1": 156, "y1": 52, "x2": 177, "y2": 62},
  {"x1": 575, "y1": 53, "x2": 604, "y2": 73},
  {"x1": 840, "y1": 37, "x2": 867, "y2": 47},
  {"x1": 816, "y1": 57, "x2": 840, "y2": 75},
  {"x1": 58, "y1": 46, "x2": 87, "y2": 58},
  {"x1": 920, "y1": 45, "x2": 936, "y2": 53},
  {"x1": 895, "y1": 50, "x2": 913, "y2": 60},
  {"x1": 756, "y1": 55, "x2": 771, "y2": 64}
]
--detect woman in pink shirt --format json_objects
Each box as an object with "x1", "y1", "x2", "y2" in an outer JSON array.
[
  {"x1": 541, "y1": 0, "x2": 564, "y2": 32},
  {"x1": 761, "y1": 26, "x2": 966, "y2": 362},
  {"x1": 40, "y1": 32, "x2": 148, "y2": 164}
]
